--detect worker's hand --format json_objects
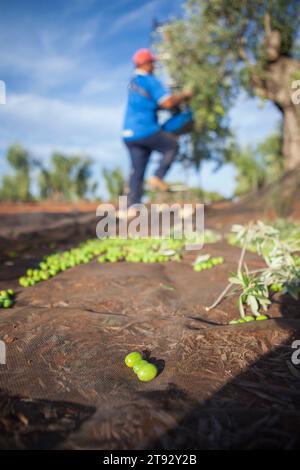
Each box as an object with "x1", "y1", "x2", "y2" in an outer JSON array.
[
  {"x1": 160, "y1": 90, "x2": 193, "y2": 110},
  {"x1": 182, "y1": 90, "x2": 193, "y2": 100}
]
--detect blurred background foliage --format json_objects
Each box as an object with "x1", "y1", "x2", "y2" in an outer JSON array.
[
  {"x1": 0, "y1": 130, "x2": 284, "y2": 203},
  {"x1": 155, "y1": 0, "x2": 300, "y2": 170},
  {"x1": 0, "y1": 144, "x2": 98, "y2": 202},
  {"x1": 102, "y1": 167, "x2": 126, "y2": 202}
]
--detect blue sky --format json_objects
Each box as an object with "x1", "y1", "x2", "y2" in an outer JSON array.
[{"x1": 0, "y1": 0, "x2": 281, "y2": 199}]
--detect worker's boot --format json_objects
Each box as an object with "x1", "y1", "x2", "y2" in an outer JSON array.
[{"x1": 147, "y1": 176, "x2": 170, "y2": 192}]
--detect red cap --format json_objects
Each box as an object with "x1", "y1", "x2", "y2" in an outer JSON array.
[{"x1": 133, "y1": 48, "x2": 157, "y2": 66}]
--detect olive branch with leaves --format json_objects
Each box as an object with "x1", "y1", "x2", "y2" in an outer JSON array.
[{"x1": 206, "y1": 221, "x2": 300, "y2": 318}]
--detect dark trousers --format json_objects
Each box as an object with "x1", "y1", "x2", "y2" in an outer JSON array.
[{"x1": 124, "y1": 130, "x2": 179, "y2": 206}]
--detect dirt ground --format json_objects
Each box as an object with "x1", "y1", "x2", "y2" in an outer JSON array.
[{"x1": 0, "y1": 201, "x2": 300, "y2": 449}]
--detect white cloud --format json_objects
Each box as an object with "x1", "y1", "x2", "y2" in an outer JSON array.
[
  {"x1": 80, "y1": 63, "x2": 131, "y2": 98},
  {"x1": 0, "y1": 92, "x2": 129, "y2": 198},
  {"x1": 0, "y1": 5, "x2": 131, "y2": 188},
  {"x1": 0, "y1": 11, "x2": 104, "y2": 93},
  {"x1": 109, "y1": 1, "x2": 156, "y2": 35},
  {"x1": 0, "y1": 92, "x2": 126, "y2": 179},
  {"x1": 1, "y1": 42, "x2": 82, "y2": 93},
  {"x1": 62, "y1": 0, "x2": 99, "y2": 17},
  {"x1": 80, "y1": 79, "x2": 114, "y2": 96},
  {"x1": 2, "y1": 92, "x2": 123, "y2": 137}
]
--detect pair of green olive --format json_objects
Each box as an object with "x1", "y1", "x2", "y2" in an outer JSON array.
[
  {"x1": 125, "y1": 352, "x2": 158, "y2": 382},
  {"x1": 229, "y1": 314, "x2": 269, "y2": 324},
  {"x1": 0, "y1": 289, "x2": 15, "y2": 309},
  {"x1": 270, "y1": 283, "x2": 283, "y2": 292}
]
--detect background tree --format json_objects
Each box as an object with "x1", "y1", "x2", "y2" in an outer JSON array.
[
  {"x1": 38, "y1": 152, "x2": 97, "y2": 201},
  {"x1": 0, "y1": 144, "x2": 32, "y2": 201},
  {"x1": 0, "y1": 146, "x2": 98, "y2": 202},
  {"x1": 256, "y1": 131, "x2": 284, "y2": 183},
  {"x1": 75, "y1": 159, "x2": 98, "y2": 199},
  {"x1": 102, "y1": 167, "x2": 125, "y2": 201},
  {"x1": 229, "y1": 131, "x2": 284, "y2": 196},
  {"x1": 230, "y1": 145, "x2": 267, "y2": 196},
  {"x1": 156, "y1": 0, "x2": 300, "y2": 170}
]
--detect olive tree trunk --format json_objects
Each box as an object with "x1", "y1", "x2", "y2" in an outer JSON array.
[
  {"x1": 283, "y1": 104, "x2": 300, "y2": 170},
  {"x1": 249, "y1": 15, "x2": 300, "y2": 171}
]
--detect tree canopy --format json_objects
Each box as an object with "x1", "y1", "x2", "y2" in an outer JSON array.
[
  {"x1": 38, "y1": 153, "x2": 97, "y2": 201},
  {"x1": 0, "y1": 144, "x2": 32, "y2": 201},
  {"x1": 156, "y1": 0, "x2": 300, "y2": 169}
]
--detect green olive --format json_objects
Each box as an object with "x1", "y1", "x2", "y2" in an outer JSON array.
[
  {"x1": 3, "y1": 299, "x2": 13, "y2": 308},
  {"x1": 19, "y1": 277, "x2": 27, "y2": 287},
  {"x1": 125, "y1": 351, "x2": 143, "y2": 368},
  {"x1": 137, "y1": 363, "x2": 158, "y2": 382},
  {"x1": 244, "y1": 315, "x2": 255, "y2": 322},
  {"x1": 133, "y1": 359, "x2": 148, "y2": 374},
  {"x1": 271, "y1": 284, "x2": 282, "y2": 292},
  {"x1": 256, "y1": 314, "x2": 269, "y2": 321}
]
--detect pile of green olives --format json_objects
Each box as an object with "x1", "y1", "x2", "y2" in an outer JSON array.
[
  {"x1": 194, "y1": 256, "x2": 224, "y2": 272},
  {"x1": 0, "y1": 289, "x2": 15, "y2": 309},
  {"x1": 19, "y1": 237, "x2": 183, "y2": 288},
  {"x1": 19, "y1": 245, "x2": 95, "y2": 287},
  {"x1": 98, "y1": 238, "x2": 182, "y2": 264}
]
